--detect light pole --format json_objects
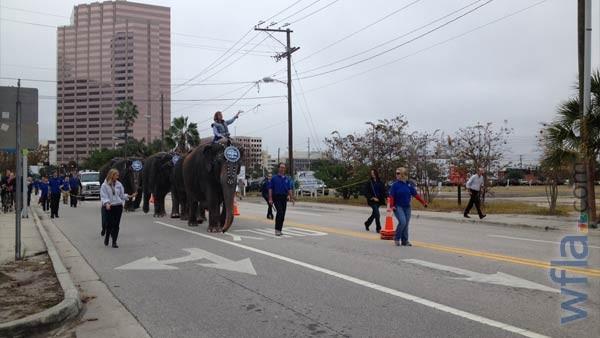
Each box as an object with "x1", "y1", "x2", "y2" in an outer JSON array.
[
  {"x1": 365, "y1": 122, "x2": 376, "y2": 165},
  {"x1": 262, "y1": 76, "x2": 294, "y2": 175}
]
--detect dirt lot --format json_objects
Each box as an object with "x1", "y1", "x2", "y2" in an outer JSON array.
[{"x1": 0, "y1": 253, "x2": 63, "y2": 323}]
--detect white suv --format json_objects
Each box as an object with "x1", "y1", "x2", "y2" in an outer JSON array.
[{"x1": 79, "y1": 171, "x2": 100, "y2": 200}]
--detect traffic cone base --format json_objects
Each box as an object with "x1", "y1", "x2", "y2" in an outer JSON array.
[
  {"x1": 380, "y1": 197, "x2": 395, "y2": 240},
  {"x1": 233, "y1": 198, "x2": 240, "y2": 216}
]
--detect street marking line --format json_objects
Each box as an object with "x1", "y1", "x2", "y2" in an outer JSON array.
[
  {"x1": 238, "y1": 215, "x2": 600, "y2": 278},
  {"x1": 488, "y1": 234, "x2": 600, "y2": 249},
  {"x1": 155, "y1": 221, "x2": 548, "y2": 338}
]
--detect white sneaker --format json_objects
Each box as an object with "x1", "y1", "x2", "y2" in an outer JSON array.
[{"x1": 275, "y1": 230, "x2": 282, "y2": 236}]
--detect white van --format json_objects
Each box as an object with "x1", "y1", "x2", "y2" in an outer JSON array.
[{"x1": 79, "y1": 171, "x2": 100, "y2": 200}]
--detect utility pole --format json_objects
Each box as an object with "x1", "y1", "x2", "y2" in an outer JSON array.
[
  {"x1": 160, "y1": 92, "x2": 165, "y2": 151},
  {"x1": 277, "y1": 147, "x2": 280, "y2": 164},
  {"x1": 307, "y1": 138, "x2": 311, "y2": 171},
  {"x1": 15, "y1": 79, "x2": 22, "y2": 260},
  {"x1": 254, "y1": 25, "x2": 299, "y2": 177}
]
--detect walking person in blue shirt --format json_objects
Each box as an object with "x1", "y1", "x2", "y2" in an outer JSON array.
[
  {"x1": 211, "y1": 110, "x2": 241, "y2": 143},
  {"x1": 268, "y1": 163, "x2": 295, "y2": 236},
  {"x1": 388, "y1": 167, "x2": 427, "y2": 246},
  {"x1": 261, "y1": 173, "x2": 274, "y2": 219},
  {"x1": 48, "y1": 171, "x2": 63, "y2": 218},
  {"x1": 61, "y1": 175, "x2": 70, "y2": 205},
  {"x1": 69, "y1": 173, "x2": 82, "y2": 208},
  {"x1": 38, "y1": 176, "x2": 50, "y2": 212}
]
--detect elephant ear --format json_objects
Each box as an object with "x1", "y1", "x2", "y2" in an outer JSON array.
[{"x1": 203, "y1": 144, "x2": 223, "y2": 174}]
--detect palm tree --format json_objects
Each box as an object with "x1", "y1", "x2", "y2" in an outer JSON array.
[
  {"x1": 541, "y1": 70, "x2": 600, "y2": 224},
  {"x1": 115, "y1": 100, "x2": 139, "y2": 161},
  {"x1": 165, "y1": 116, "x2": 200, "y2": 154}
]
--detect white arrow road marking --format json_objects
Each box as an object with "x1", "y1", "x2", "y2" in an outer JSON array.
[
  {"x1": 155, "y1": 221, "x2": 548, "y2": 338},
  {"x1": 488, "y1": 234, "x2": 600, "y2": 249},
  {"x1": 116, "y1": 248, "x2": 257, "y2": 275},
  {"x1": 403, "y1": 259, "x2": 559, "y2": 294},
  {"x1": 223, "y1": 232, "x2": 264, "y2": 242}
]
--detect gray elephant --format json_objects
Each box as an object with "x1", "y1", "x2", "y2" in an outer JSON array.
[
  {"x1": 183, "y1": 142, "x2": 242, "y2": 232},
  {"x1": 99, "y1": 157, "x2": 143, "y2": 211},
  {"x1": 142, "y1": 152, "x2": 174, "y2": 217},
  {"x1": 170, "y1": 154, "x2": 186, "y2": 219}
]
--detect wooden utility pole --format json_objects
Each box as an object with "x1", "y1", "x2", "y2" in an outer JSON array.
[{"x1": 254, "y1": 26, "x2": 299, "y2": 177}]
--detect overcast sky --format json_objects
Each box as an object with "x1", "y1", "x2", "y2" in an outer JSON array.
[{"x1": 1, "y1": 0, "x2": 599, "y2": 165}]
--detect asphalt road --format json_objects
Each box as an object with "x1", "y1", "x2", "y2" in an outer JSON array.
[{"x1": 47, "y1": 197, "x2": 599, "y2": 338}]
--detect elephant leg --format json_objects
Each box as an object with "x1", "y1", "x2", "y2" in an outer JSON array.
[
  {"x1": 208, "y1": 206, "x2": 220, "y2": 232},
  {"x1": 198, "y1": 208, "x2": 206, "y2": 224},
  {"x1": 142, "y1": 190, "x2": 150, "y2": 214},
  {"x1": 181, "y1": 198, "x2": 188, "y2": 221},
  {"x1": 133, "y1": 187, "x2": 143, "y2": 209},
  {"x1": 219, "y1": 203, "x2": 226, "y2": 231},
  {"x1": 188, "y1": 199, "x2": 198, "y2": 226},
  {"x1": 171, "y1": 193, "x2": 180, "y2": 218}
]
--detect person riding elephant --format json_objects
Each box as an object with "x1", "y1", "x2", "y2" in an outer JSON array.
[
  {"x1": 142, "y1": 152, "x2": 174, "y2": 217},
  {"x1": 99, "y1": 157, "x2": 144, "y2": 211},
  {"x1": 183, "y1": 142, "x2": 242, "y2": 232}
]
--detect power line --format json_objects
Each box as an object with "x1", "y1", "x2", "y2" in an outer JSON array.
[
  {"x1": 292, "y1": 64, "x2": 322, "y2": 152},
  {"x1": 0, "y1": 17, "x2": 57, "y2": 28},
  {"x1": 0, "y1": 5, "x2": 67, "y2": 18},
  {"x1": 297, "y1": 0, "x2": 549, "y2": 93},
  {"x1": 262, "y1": 0, "x2": 306, "y2": 25},
  {"x1": 276, "y1": 0, "x2": 322, "y2": 25},
  {"x1": 297, "y1": 0, "x2": 492, "y2": 79},
  {"x1": 288, "y1": 0, "x2": 341, "y2": 25},
  {"x1": 0, "y1": 76, "x2": 259, "y2": 87}
]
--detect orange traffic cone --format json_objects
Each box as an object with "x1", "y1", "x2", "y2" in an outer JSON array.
[
  {"x1": 149, "y1": 194, "x2": 154, "y2": 204},
  {"x1": 380, "y1": 197, "x2": 395, "y2": 240},
  {"x1": 233, "y1": 197, "x2": 240, "y2": 216}
]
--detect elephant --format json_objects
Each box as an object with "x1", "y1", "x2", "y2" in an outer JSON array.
[
  {"x1": 99, "y1": 157, "x2": 144, "y2": 211},
  {"x1": 142, "y1": 152, "x2": 174, "y2": 217},
  {"x1": 183, "y1": 142, "x2": 242, "y2": 232},
  {"x1": 170, "y1": 154, "x2": 187, "y2": 219}
]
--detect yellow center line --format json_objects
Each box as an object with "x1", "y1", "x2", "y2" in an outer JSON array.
[{"x1": 238, "y1": 214, "x2": 600, "y2": 278}]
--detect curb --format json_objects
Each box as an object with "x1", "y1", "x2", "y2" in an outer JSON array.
[{"x1": 0, "y1": 208, "x2": 82, "y2": 338}]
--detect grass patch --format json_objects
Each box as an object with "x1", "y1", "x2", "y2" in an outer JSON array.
[{"x1": 294, "y1": 195, "x2": 571, "y2": 216}]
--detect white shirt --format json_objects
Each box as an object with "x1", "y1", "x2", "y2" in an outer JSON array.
[
  {"x1": 466, "y1": 174, "x2": 484, "y2": 191},
  {"x1": 100, "y1": 180, "x2": 129, "y2": 206}
]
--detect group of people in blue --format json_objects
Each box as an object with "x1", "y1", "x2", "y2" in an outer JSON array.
[{"x1": 30, "y1": 171, "x2": 82, "y2": 218}]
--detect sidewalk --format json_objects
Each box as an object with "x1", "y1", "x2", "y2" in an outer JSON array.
[
  {"x1": 0, "y1": 207, "x2": 45, "y2": 265},
  {"x1": 240, "y1": 197, "x2": 599, "y2": 236}
]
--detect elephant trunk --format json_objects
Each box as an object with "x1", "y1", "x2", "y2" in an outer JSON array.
[{"x1": 221, "y1": 186, "x2": 235, "y2": 233}]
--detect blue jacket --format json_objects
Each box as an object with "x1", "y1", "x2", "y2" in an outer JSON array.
[
  {"x1": 268, "y1": 174, "x2": 292, "y2": 196},
  {"x1": 39, "y1": 182, "x2": 49, "y2": 197},
  {"x1": 211, "y1": 116, "x2": 238, "y2": 142},
  {"x1": 49, "y1": 177, "x2": 63, "y2": 194},
  {"x1": 388, "y1": 180, "x2": 417, "y2": 208},
  {"x1": 69, "y1": 177, "x2": 81, "y2": 191}
]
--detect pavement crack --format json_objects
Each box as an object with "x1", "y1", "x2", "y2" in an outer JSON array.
[{"x1": 215, "y1": 273, "x2": 350, "y2": 337}]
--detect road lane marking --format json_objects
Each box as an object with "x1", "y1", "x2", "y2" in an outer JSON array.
[
  {"x1": 115, "y1": 248, "x2": 257, "y2": 275},
  {"x1": 488, "y1": 234, "x2": 600, "y2": 249},
  {"x1": 287, "y1": 210, "x2": 323, "y2": 217},
  {"x1": 403, "y1": 259, "x2": 559, "y2": 293},
  {"x1": 238, "y1": 215, "x2": 600, "y2": 278},
  {"x1": 155, "y1": 221, "x2": 548, "y2": 338}
]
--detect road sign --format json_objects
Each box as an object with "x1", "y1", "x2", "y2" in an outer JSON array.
[
  {"x1": 115, "y1": 248, "x2": 257, "y2": 275},
  {"x1": 0, "y1": 86, "x2": 38, "y2": 151}
]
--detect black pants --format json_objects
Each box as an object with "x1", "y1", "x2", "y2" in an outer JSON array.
[
  {"x1": 70, "y1": 189, "x2": 79, "y2": 207},
  {"x1": 464, "y1": 189, "x2": 484, "y2": 217},
  {"x1": 27, "y1": 191, "x2": 31, "y2": 207},
  {"x1": 50, "y1": 193, "x2": 60, "y2": 217},
  {"x1": 105, "y1": 204, "x2": 123, "y2": 245},
  {"x1": 263, "y1": 195, "x2": 274, "y2": 218},
  {"x1": 273, "y1": 194, "x2": 288, "y2": 231},
  {"x1": 40, "y1": 195, "x2": 49, "y2": 211},
  {"x1": 365, "y1": 203, "x2": 381, "y2": 229}
]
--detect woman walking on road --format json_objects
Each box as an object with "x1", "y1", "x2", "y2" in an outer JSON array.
[
  {"x1": 388, "y1": 167, "x2": 428, "y2": 246},
  {"x1": 363, "y1": 169, "x2": 386, "y2": 233},
  {"x1": 101, "y1": 169, "x2": 136, "y2": 248}
]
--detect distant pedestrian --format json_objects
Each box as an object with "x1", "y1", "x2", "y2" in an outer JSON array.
[
  {"x1": 463, "y1": 168, "x2": 486, "y2": 219},
  {"x1": 48, "y1": 172, "x2": 63, "y2": 218},
  {"x1": 26, "y1": 176, "x2": 33, "y2": 207},
  {"x1": 389, "y1": 167, "x2": 428, "y2": 246},
  {"x1": 363, "y1": 169, "x2": 386, "y2": 233},
  {"x1": 211, "y1": 110, "x2": 240, "y2": 143},
  {"x1": 268, "y1": 163, "x2": 294, "y2": 236},
  {"x1": 101, "y1": 169, "x2": 136, "y2": 248},
  {"x1": 38, "y1": 176, "x2": 50, "y2": 211},
  {"x1": 61, "y1": 175, "x2": 70, "y2": 205},
  {"x1": 69, "y1": 173, "x2": 82, "y2": 208},
  {"x1": 261, "y1": 173, "x2": 274, "y2": 219}
]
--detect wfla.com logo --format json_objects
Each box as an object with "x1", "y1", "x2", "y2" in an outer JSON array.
[{"x1": 549, "y1": 163, "x2": 589, "y2": 324}]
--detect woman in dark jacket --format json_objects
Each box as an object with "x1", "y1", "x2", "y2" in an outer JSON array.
[{"x1": 364, "y1": 169, "x2": 386, "y2": 233}]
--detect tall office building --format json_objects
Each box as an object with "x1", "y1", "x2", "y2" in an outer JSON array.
[
  {"x1": 232, "y1": 136, "x2": 262, "y2": 169},
  {"x1": 57, "y1": 0, "x2": 170, "y2": 163}
]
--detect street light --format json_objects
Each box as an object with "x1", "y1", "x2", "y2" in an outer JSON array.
[{"x1": 260, "y1": 76, "x2": 294, "y2": 177}]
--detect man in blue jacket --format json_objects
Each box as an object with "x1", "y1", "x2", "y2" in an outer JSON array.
[
  {"x1": 48, "y1": 171, "x2": 63, "y2": 218},
  {"x1": 261, "y1": 173, "x2": 274, "y2": 220},
  {"x1": 69, "y1": 173, "x2": 82, "y2": 208},
  {"x1": 268, "y1": 163, "x2": 294, "y2": 236}
]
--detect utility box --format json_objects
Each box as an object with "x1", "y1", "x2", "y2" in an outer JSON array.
[{"x1": 0, "y1": 86, "x2": 39, "y2": 151}]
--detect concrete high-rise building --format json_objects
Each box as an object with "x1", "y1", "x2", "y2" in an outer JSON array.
[
  {"x1": 57, "y1": 0, "x2": 170, "y2": 163},
  {"x1": 232, "y1": 136, "x2": 262, "y2": 169}
]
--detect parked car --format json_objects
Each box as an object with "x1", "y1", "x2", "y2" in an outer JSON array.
[{"x1": 79, "y1": 170, "x2": 100, "y2": 200}]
